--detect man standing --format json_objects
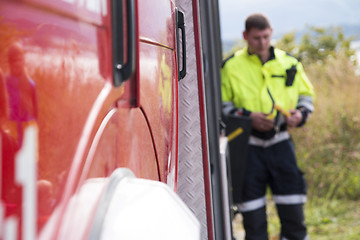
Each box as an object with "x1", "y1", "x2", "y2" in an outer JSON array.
[{"x1": 221, "y1": 13, "x2": 314, "y2": 240}]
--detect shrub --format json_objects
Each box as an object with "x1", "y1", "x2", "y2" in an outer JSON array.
[{"x1": 292, "y1": 52, "x2": 360, "y2": 200}]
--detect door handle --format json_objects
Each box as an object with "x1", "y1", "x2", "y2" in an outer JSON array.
[
  {"x1": 176, "y1": 9, "x2": 186, "y2": 80},
  {"x1": 112, "y1": 0, "x2": 136, "y2": 87}
]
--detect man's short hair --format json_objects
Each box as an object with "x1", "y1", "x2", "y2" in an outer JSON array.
[{"x1": 245, "y1": 13, "x2": 271, "y2": 32}]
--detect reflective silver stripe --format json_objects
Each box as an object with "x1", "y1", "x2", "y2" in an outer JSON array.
[
  {"x1": 249, "y1": 131, "x2": 290, "y2": 148},
  {"x1": 222, "y1": 101, "x2": 237, "y2": 115},
  {"x1": 297, "y1": 95, "x2": 314, "y2": 112},
  {"x1": 273, "y1": 194, "x2": 307, "y2": 204},
  {"x1": 281, "y1": 234, "x2": 309, "y2": 240},
  {"x1": 237, "y1": 196, "x2": 266, "y2": 212}
]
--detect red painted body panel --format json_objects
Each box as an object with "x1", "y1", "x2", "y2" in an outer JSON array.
[
  {"x1": 137, "y1": 0, "x2": 178, "y2": 185},
  {"x1": 138, "y1": 0, "x2": 175, "y2": 49},
  {"x1": 0, "y1": 0, "x2": 179, "y2": 238}
]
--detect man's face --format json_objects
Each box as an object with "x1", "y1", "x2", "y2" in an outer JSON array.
[{"x1": 243, "y1": 27, "x2": 272, "y2": 56}]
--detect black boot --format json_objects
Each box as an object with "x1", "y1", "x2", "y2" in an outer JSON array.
[
  {"x1": 242, "y1": 206, "x2": 268, "y2": 240},
  {"x1": 276, "y1": 204, "x2": 307, "y2": 240}
]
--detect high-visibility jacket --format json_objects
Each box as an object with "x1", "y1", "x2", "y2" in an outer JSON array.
[{"x1": 221, "y1": 46, "x2": 315, "y2": 117}]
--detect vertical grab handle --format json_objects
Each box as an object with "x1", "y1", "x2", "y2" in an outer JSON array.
[
  {"x1": 176, "y1": 10, "x2": 186, "y2": 80},
  {"x1": 112, "y1": 0, "x2": 137, "y2": 87}
]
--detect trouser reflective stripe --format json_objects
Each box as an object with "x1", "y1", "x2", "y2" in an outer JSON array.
[
  {"x1": 281, "y1": 236, "x2": 309, "y2": 240},
  {"x1": 273, "y1": 194, "x2": 307, "y2": 205},
  {"x1": 249, "y1": 131, "x2": 290, "y2": 148},
  {"x1": 237, "y1": 196, "x2": 266, "y2": 212}
]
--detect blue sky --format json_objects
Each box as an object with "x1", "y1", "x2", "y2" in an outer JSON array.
[{"x1": 219, "y1": 0, "x2": 360, "y2": 41}]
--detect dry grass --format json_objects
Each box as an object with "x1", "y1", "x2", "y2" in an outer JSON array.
[{"x1": 293, "y1": 54, "x2": 360, "y2": 200}]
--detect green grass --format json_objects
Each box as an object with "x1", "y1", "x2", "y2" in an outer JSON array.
[
  {"x1": 267, "y1": 198, "x2": 360, "y2": 240},
  {"x1": 233, "y1": 198, "x2": 360, "y2": 240}
]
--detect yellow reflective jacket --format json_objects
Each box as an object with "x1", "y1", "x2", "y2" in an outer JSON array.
[{"x1": 221, "y1": 47, "x2": 315, "y2": 116}]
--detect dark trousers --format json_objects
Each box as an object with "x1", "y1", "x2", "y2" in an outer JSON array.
[{"x1": 240, "y1": 139, "x2": 307, "y2": 240}]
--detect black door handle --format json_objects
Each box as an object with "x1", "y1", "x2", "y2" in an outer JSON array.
[
  {"x1": 176, "y1": 9, "x2": 186, "y2": 80},
  {"x1": 112, "y1": 0, "x2": 136, "y2": 87}
]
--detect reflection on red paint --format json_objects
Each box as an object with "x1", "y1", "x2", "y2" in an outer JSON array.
[
  {"x1": 1, "y1": 42, "x2": 39, "y2": 238},
  {"x1": 4, "y1": 43, "x2": 38, "y2": 144},
  {"x1": 0, "y1": 0, "x2": 183, "y2": 238},
  {"x1": 37, "y1": 179, "x2": 54, "y2": 230}
]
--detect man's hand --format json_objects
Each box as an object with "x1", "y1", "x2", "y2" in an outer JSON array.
[
  {"x1": 250, "y1": 112, "x2": 274, "y2": 132},
  {"x1": 286, "y1": 109, "x2": 302, "y2": 128}
]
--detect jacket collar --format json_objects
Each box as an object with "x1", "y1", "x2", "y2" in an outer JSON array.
[
  {"x1": 268, "y1": 46, "x2": 275, "y2": 61},
  {"x1": 244, "y1": 46, "x2": 276, "y2": 64}
]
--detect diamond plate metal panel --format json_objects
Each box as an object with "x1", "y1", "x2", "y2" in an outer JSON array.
[{"x1": 175, "y1": 1, "x2": 208, "y2": 240}]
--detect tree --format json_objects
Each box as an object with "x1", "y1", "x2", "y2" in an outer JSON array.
[
  {"x1": 276, "y1": 26, "x2": 357, "y2": 65},
  {"x1": 274, "y1": 31, "x2": 298, "y2": 56}
]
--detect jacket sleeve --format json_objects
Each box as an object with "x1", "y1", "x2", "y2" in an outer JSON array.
[
  {"x1": 296, "y1": 62, "x2": 315, "y2": 112},
  {"x1": 221, "y1": 64, "x2": 251, "y2": 117},
  {"x1": 295, "y1": 62, "x2": 315, "y2": 126},
  {"x1": 221, "y1": 61, "x2": 253, "y2": 117},
  {"x1": 221, "y1": 64, "x2": 239, "y2": 116}
]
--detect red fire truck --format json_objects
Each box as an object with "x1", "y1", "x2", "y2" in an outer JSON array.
[{"x1": 0, "y1": 0, "x2": 231, "y2": 239}]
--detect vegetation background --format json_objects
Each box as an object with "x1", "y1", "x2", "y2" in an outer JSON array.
[{"x1": 228, "y1": 26, "x2": 360, "y2": 239}]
